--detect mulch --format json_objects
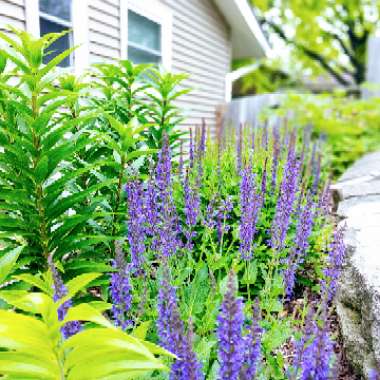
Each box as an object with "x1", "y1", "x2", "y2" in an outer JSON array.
[{"x1": 282, "y1": 292, "x2": 359, "y2": 380}]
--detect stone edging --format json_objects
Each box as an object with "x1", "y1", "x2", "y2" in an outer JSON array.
[{"x1": 332, "y1": 151, "x2": 380, "y2": 379}]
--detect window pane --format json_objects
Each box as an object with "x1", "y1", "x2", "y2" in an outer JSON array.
[
  {"x1": 40, "y1": 18, "x2": 71, "y2": 67},
  {"x1": 128, "y1": 46, "x2": 161, "y2": 65},
  {"x1": 39, "y1": 0, "x2": 71, "y2": 21},
  {"x1": 128, "y1": 10, "x2": 161, "y2": 52}
]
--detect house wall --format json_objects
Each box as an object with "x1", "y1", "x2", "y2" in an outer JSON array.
[
  {"x1": 88, "y1": 0, "x2": 121, "y2": 63},
  {"x1": 0, "y1": 0, "x2": 231, "y2": 134},
  {"x1": 161, "y1": 0, "x2": 231, "y2": 133},
  {"x1": 0, "y1": 0, "x2": 26, "y2": 34}
]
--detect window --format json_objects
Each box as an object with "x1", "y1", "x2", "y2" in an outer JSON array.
[
  {"x1": 39, "y1": 0, "x2": 72, "y2": 67},
  {"x1": 123, "y1": 0, "x2": 172, "y2": 70},
  {"x1": 128, "y1": 11, "x2": 161, "y2": 65}
]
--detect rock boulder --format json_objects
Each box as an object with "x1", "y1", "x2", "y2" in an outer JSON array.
[{"x1": 332, "y1": 151, "x2": 380, "y2": 378}]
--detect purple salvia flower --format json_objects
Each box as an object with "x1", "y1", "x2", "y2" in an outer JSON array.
[
  {"x1": 204, "y1": 195, "x2": 233, "y2": 243},
  {"x1": 145, "y1": 176, "x2": 159, "y2": 237},
  {"x1": 299, "y1": 125, "x2": 312, "y2": 170},
  {"x1": 198, "y1": 119, "x2": 206, "y2": 161},
  {"x1": 312, "y1": 153, "x2": 322, "y2": 195},
  {"x1": 239, "y1": 165, "x2": 261, "y2": 260},
  {"x1": 157, "y1": 266, "x2": 203, "y2": 380},
  {"x1": 294, "y1": 183, "x2": 306, "y2": 221},
  {"x1": 236, "y1": 123, "x2": 243, "y2": 173},
  {"x1": 292, "y1": 308, "x2": 315, "y2": 378},
  {"x1": 309, "y1": 308, "x2": 334, "y2": 380},
  {"x1": 155, "y1": 134, "x2": 180, "y2": 257},
  {"x1": 156, "y1": 133, "x2": 172, "y2": 195},
  {"x1": 178, "y1": 139, "x2": 184, "y2": 178},
  {"x1": 216, "y1": 196, "x2": 233, "y2": 242},
  {"x1": 317, "y1": 180, "x2": 331, "y2": 217},
  {"x1": 183, "y1": 169, "x2": 200, "y2": 249},
  {"x1": 126, "y1": 180, "x2": 146, "y2": 273},
  {"x1": 184, "y1": 170, "x2": 199, "y2": 227},
  {"x1": 323, "y1": 228, "x2": 345, "y2": 302},
  {"x1": 369, "y1": 368, "x2": 380, "y2": 380},
  {"x1": 261, "y1": 157, "x2": 268, "y2": 199},
  {"x1": 271, "y1": 130, "x2": 300, "y2": 251},
  {"x1": 217, "y1": 271, "x2": 245, "y2": 380},
  {"x1": 297, "y1": 303, "x2": 334, "y2": 380},
  {"x1": 110, "y1": 242, "x2": 132, "y2": 329},
  {"x1": 48, "y1": 255, "x2": 80, "y2": 339},
  {"x1": 271, "y1": 126, "x2": 281, "y2": 192},
  {"x1": 204, "y1": 197, "x2": 217, "y2": 230},
  {"x1": 240, "y1": 300, "x2": 263, "y2": 380},
  {"x1": 172, "y1": 319, "x2": 204, "y2": 380},
  {"x1": 284, "y1": 193, "x2": 315, "y2": 298},
  {"x1": 189, "y1": 128, "x2": 194, "y2": 169},
  {"x1": 157, "y1": 271, "x2": 179, "y2": 350}
]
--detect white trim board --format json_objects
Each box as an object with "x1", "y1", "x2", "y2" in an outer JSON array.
[
  {"x1": 122, "y1": 0, "x2": 173, "y2": 70},
  {"x1": 24, "y1": 0, "x2": 89, "y2": 73}
]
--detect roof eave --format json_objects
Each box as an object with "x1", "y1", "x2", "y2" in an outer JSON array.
[{"x1": 214, "y1": 0, "x2": 271, "y2": 59}]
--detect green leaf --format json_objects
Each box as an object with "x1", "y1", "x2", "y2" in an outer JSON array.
[
  {"x1": 0, "y1": 290, "x2": 54, "y2": 316},
  {"x1": 37, "y1": 45, "x2": 77, "y2": 80},
  {"x1": 57, "y1": 273, "x2": 101, "y2": 306},
  {"x1": 0, "y1": 246, "x2": 23, "y2": 285},
  {"x1": 241, "y1": 261, "x2": 258, "y2": 285},
  {"x1": 34, "y1": 155, "x2": 49, "y2": 183},
  {"x1": 13, "y1": 273, "x2": 53, "y2": 296},
  {"x1": 132, "y1": 321, "x2": 151, "y2": 340},
  {"x1": 62, "y1": 303, "x2": 114, "y2": 328}
]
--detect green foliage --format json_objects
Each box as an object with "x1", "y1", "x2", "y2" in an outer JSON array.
[
  {"x1": 254, "y1": 0, "x2": 380, "y2": 86},
  {"x1": 232, "y1": 58, "x2": 300, "y2": 96},
  {"x1": 263, "y1": 92, "x2": 380, "y2": 176},
  {"x1": 0, "y1": 271, "x2": 172, "y2": 380},
  {"x1": 0, "y1": 29, "x2": 188, "y2": 271},
  {"x1": 0, "y1": 246, "x2": 23, "y2": 285},
  {"x1": 0, "y1": 28, "x2": 341, "y2": 379},
  {"x1": 118, "y1": 126, "x2": 333, "y2": 377},
  {"x1": 144, "y1": 70, "x2": 190, "y2": 151}
]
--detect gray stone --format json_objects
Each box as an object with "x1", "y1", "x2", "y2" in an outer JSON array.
[{"x1": 335, "y1": 151, "x2": 380, "y2": 378}]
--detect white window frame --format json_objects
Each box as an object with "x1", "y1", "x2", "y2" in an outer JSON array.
[
  {"x1": 121, "y1": 0, "x2": 172, "y2": 70},
  {"x1": 25, "y1": 0, "x2": 89, "y2": 74}
]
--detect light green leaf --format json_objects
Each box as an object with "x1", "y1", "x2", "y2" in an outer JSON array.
[
  {"x1": 59, "y1": 272, "x2": 101, "y2": 305},
  {"x1": 62, "y1": 303, "x2": 114, "y2": 328},
  {"x1": 0, "y1": 246, "x2": 23, "y2": 285}
]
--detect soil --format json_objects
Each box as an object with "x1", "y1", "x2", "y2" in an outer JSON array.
[{"x1": 283, "y1": 292, "x2": 359, "y2": 380}]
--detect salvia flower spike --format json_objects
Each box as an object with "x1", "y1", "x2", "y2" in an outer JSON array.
[
  {"x1": 284, "y1": 192, "x2": 315, "y2": 298},
  {"x1": 217, "y1": 271, "x2": 245, "y2": 380},
  {"x1": 240, "y1": 299, "x2": 263, "y2": 380},
  {"x1": 239, "y1": 165, "x2": 261, "y2": 260},
  {"x1": 125, "y1": 180, "x2": 146, "y2": 273},
  {"x1": 48, "y1": 255, "x2": 80, "y2": 339},
  {"x1": 109, "y1": 241, "x2": 132, "y2": 329},
  {"x1": 271, "y1": 130, "x2": 300, "y2": 251},
  {"x1": 157, "y1": 264, "x2": 202, "y2": 380}
]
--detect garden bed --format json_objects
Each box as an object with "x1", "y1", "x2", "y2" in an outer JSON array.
[{"x1": 0, "y1": 28, "x2": 375, "y2": 380}]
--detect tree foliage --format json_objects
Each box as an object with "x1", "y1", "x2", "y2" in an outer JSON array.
[{"x1": 254, "y1": 0, "x2": 380, "y2": 87}]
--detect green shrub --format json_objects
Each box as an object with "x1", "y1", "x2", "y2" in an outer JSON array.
[
  {"x1": 263, "y1": 91, "x2": 380, "y2": 177},
  {"x1": 0, "y1": 269, "x2": 172, "y2": 379},
  {"x1": 0, "y1": 28, "x2": 187, "y2": 273}
]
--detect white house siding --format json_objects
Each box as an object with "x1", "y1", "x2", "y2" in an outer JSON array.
[
  {"x1": 88, "y1": 0, "x2": 121, "y2": 63},
  {"x1": 0, "y1": 0, "x2": 231, "y2": 134},
  {"x1": 0, "y1": 0, "x2": 25, "y2": 35},
  {"x1": 161, "y1": 0, "x2": 231, "y2": 134}
]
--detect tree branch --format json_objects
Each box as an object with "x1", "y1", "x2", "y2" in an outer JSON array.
[{"x1": 262, "y1": 19, "x2": 352, "y2": 86}]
